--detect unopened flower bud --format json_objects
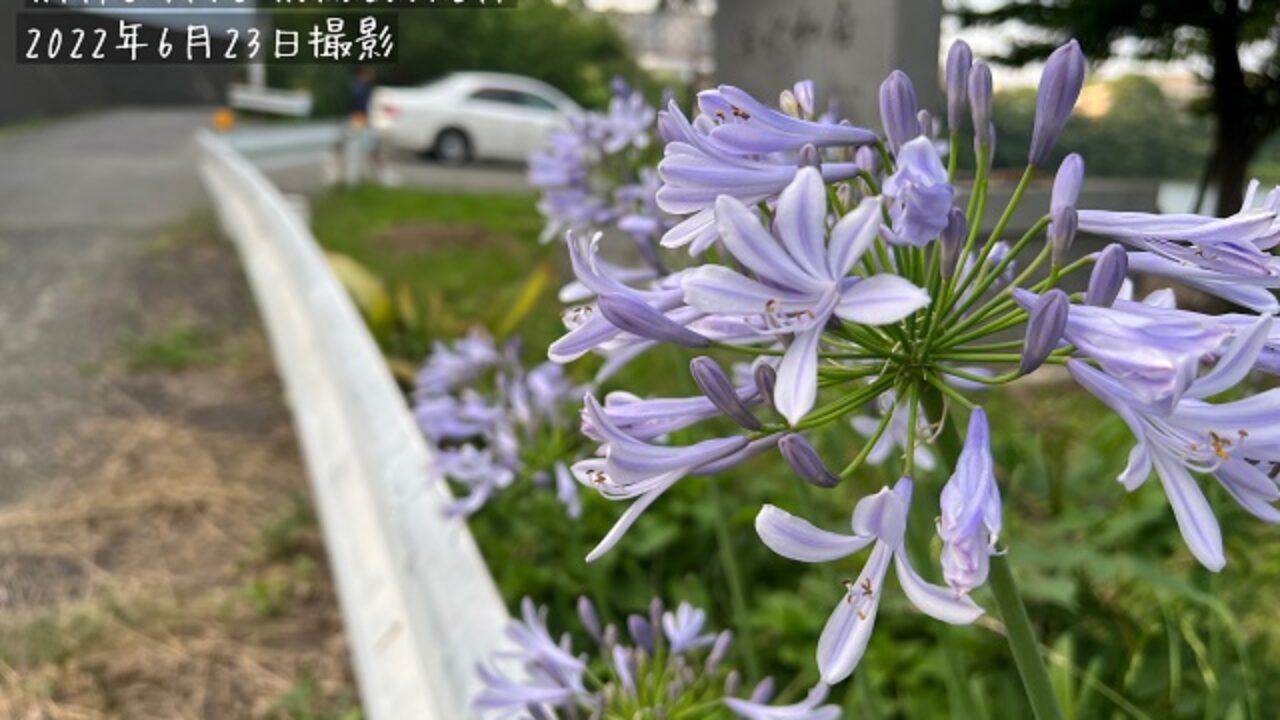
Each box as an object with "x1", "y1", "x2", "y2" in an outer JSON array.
[
  {"x1": 1020, "y1": 289, "x2": 1070, "y2": 374},
  {"x1": 1086, "y1": 244, "x2": 1129, "y2": 306},
  {"x1": 752, "y1": 362, "x2": 777, "y2": 414},
  {"x1": 603, "y1": 623, "x2": 619, "y2": 652},
  {"x1": 835, "y1": 182, "x2": 854, "y2": 209},
  {"x1": 691, "y1": 356, "x2": 762, "y2": 430},
  {"x1": 940, "y1": 207, "x2": 967, "y2": 279},
  {"x1": 917, "y1": 109, "x2": 934, "y2": 139},
  {"x1": 879, "y1": 70, "x2": 919, "y2": 152},
  {"x1": 797, "y1": 143, "x2": 822, "y2": 169},
  {"x1": 723, "y1": 670, "x2": 741, "y2": 698},
  {"x1": 1029, "y1": 39, "x2": 1086, "y2": 166},
  {"x1": 749, "y1": 676, "x2": 776, "y2": 704},
  {"x1": 598, "y1": 292, "x2": 710, "y2": 348},
  {"x1": 628, "y1": 614, "x2": 653, "y2": 653},
  {"x1": 611, "y1": 77, "x2": 631, "y2": 97},
  {"x1": 968, "y1": 62, "x2": 993, "y2": 147},
  {"x1": 855, "y1": 146, "x2": 879, "y2": 178},
  {"x1": 1049, "y1": 205, "x2": 1078, "y2": 266},
  {"x1": 578, "y1": 596, "x2": 601, "y2": 642},
  {"x1": 793, "y1": 80, "x2": 816, "y2": 119},
  {"x1": 779, "y1": 89, "x2": 800, "y2": 118},
  {"x1": 705, "y1": 630, "x2": 733, "y2": 675},
  {"x1": 946, "y1": 39, "x2": 973, "y2": 131},
  {"x1": 1051, "y1": 153, "x2": 1085, "y2": 216},
  {"x1": 648, "y1": 597, "x2": 665, "y2": 646},
  {"x1": 778, "y1": 433, "x2": 840, "y2": 488}
]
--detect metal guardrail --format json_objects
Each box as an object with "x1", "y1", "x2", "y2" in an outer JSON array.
[{"x1": 195, "y1": 130, "x2": 509, "y2": 719}]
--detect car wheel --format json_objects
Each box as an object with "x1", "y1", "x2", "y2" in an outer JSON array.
[{"x1": 434, "y1": 129, "x2": 471, "y2": 165}]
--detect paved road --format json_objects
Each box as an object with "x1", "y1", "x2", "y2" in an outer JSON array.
[{"x1": 0, "y1": 109, "x2": 212, "y2": 504}]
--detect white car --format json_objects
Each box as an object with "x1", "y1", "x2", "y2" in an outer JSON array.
[{"x1": 370, "y1": 72, "x2": 581, "y2": 164}]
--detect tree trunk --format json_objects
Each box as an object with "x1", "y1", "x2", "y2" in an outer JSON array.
[{"x1": 1208, "y1": 4, "x2": 1251, "y2": 217}]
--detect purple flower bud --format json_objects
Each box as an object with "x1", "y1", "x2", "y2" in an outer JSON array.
[
  {"x1": 946, "y1": 40, "x2": 973, "y2": 131},
  {"x1": 578, "y1": 596, "x2": 601, "y2": 642},
  {"x1": 1051, "y1": 153, "x2": 1085, "y2": 214},
  {"x1": 1029, "y1": 39, "x2": 1086, "y2": 166},
  {"x1": 723, "y1": 670, "x2": 741, "y2": 698},
  {"x1": 879, "y1": 70, "x2": 919, "y2": 152},
  {"x1": 603, "y1": 623, "x2": 619, "y2": 652},
  {"x1": 917, "y1": 109, "x2": 934, "y2": 139},
  {"x1": 749, "y1": 677, "x2": 776, "y2": 704},
  {"x1": 649, "y1": 597, "x2": 665, "y2": 647},
  {"x1": 940, "y1": 207, "x2": 967, "y2": 279},
  {"x1": 1049, "y1": 205, "x2": 1078, "y2": 267},
  {"x1": 597, "y1": 292, "x2": 710, "y2": 349},
  {"x1": 968, "y1": 62, "x2": 993, "y2": 147},
  {"x1": 611, "y1": 77, "x2": 631, "y2": 97},
  {"x1": 793, "y1": 80, "x2": 816, "y2": 119},
  {"x1": 691, "y1": 356, "x2": 763, "y2": 430},
  {"x1": 628, "y1": 614, "x2": 653, "y2": 653},
  {"x1": 1086, "y1": 243, "x2": 1129, "y2": 306},
  {"x1": 705, "y1": 630, "x2": 733, "y2": 674},
  {"x1": 752, "y1": 362, "x2": 777, "y2": 414},
  {"x1": 1020, "y1": 288, "x2": 1069, "y2": 374},
  {"x1": 778, "y1": 433, "x2": 840, "y2": 488},
  {"x1": 797, "y1": 143, "x2": 822, "y2": 169},
  {"x1": 855, "y1": 145, "x2": 879, "y2": 175}
]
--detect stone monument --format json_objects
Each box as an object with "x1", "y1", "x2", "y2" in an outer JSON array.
[{"x1": 712, "y1": 0, "x2": 943, "y2": 128}]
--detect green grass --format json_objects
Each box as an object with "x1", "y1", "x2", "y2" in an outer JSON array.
[
  {"x1": 122, "y1": 324, "x2": 223, "y2": 371},
  {"x1": 309, "y1": 185, "x2": 564, "y2": 360}
]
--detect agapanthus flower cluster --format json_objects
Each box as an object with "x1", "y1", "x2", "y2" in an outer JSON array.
[
  {"x1": 529, "y1": 79, "x2": 671, "y2": 270},
  {"x1": 412, "y1": 328, "x2": 585, "y2": 518},
  {"x1": 540, "y1": 35, "x2": 1280, "y2": 690},
  {"x1": 475, "y1": 596, "x2": 839, "y2": 719}
]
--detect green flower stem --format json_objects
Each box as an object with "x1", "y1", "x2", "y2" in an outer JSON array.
[
  {"x1": 840, "y1": 404, "x2": 894, "y2": 479},
  {"x1": 920, "y1": 388, "x2": 1064, "y2": 720},
  {"x1": 988, "y1": 554, "x2": 1066, "y2": 720},
  {"x1": 947, "y1": 130, "x2": 960, "y2": 182},
  {"x1": 705, "y1": 479, "x2": 760, "y2": 680},
  {"x1": 965, "y1": 164, "x2": 1036, "y2": 286},
  {"x1": 940, "y1": 215, "x2": 1050, "y2": 334}
]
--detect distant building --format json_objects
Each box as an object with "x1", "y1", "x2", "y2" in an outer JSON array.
[{"x1": 603, "y1": 10, "x2": 713, "y2": 81}]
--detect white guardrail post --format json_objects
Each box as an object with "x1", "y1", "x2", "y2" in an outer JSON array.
[{"x1": 195, "y1": 130, "x2": 509, "y2": 719}]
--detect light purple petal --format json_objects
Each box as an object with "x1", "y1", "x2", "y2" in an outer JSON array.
[
  {"x1": 716, "y1": 195, "x2": 824, "y2": 292},
  {"x1": 774, "y1": 323, "x2": 825, "y2": 425},
  {"x1": 755, "y1": 505, "x2": 874, "y2": 562},
  {"x1": 827, "y1": 196, "x2": 881, "y2": 278},
  {"x1": 893, "y1": 550, "x2": 985, "y2": 623},
  {"x1": 835, "y1": 275, "x2": 930, "y2": 325},
  {"x1": 1188, "y1": 314, "x2": 1273, "y2": 399},
  {"x1": 816, "y1": 544, "x2": 891, "y2": 684},
  {"x1": 1151, "y1": 451, "x2": 1225, "y2": 571},
  {"x1": 774, "y1": 167, "x2": 832, "y2": 280}
]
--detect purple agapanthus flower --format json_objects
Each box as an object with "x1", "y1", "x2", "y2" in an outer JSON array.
[
  {"x1": 724, "y1": 682, "x2": 842, "y2": 720},
  {"x1": 662, "y1": 602, "x2": 716, "y2": 653},
  {"x1": 697, "y1": 84, "x2": 877, "y2": 154},
  {"x1": 755, "y1": 477, "x2": 982, "y2": 683},
  {"x1": 1014, "y1": 288, "x2": 1232, "y2": 412},
  {"x1": 680, "y1": 168, "x2": 930, "y2": 424},
  {"x1": 655, "y1": 96, "x2": 864, "y2": 254},
  {"x1": 881, "y1": 136, "x2": 955, "y2": 246},
  {"x1": 1068, "y1": 315, "x2": 1280, "y2": 570},
  {"x1": 937, "y1": 408, "x2": 1002, "y2": 595},
  {"x1": 574, "y1": 394, "x2": 750, "y2": 561}
]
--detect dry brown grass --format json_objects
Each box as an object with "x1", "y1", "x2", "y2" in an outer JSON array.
[{"x1": 0, "y1": 218, "x2": 357, "y2": 719}]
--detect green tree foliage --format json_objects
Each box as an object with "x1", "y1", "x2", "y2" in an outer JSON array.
[
  {"x1": 953, "y1": 0, "x2": 1280, "y2": 215},
  {"x1": 269, "y1": 1, "x2": 649, "y2": 117},
  {"x1": 988, "y1": 74, "x2": 1211, "y2": 178}
]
